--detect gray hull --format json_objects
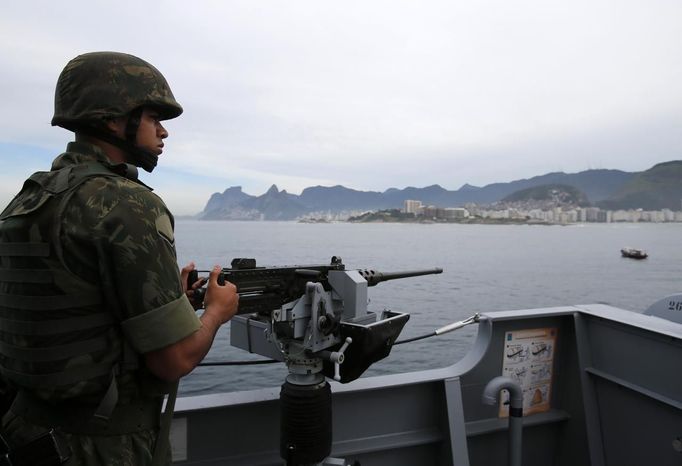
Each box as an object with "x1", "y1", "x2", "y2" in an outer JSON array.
[{"x1": 170, "y1": 304, "x2": 682, "y2": 465}]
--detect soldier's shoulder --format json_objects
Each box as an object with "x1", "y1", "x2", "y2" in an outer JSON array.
[
  {"x1": 80, "y1": 174, "x2": 163, "y2": 203},
  {"x1": 72, "y1": 175, "x2": 168, "y2": 221}
]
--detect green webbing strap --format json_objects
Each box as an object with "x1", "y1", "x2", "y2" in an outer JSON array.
[
  {"x1": 0, "y1": 243, "x2": 50, "y2": 257},
  {"x1": 28, "y1": 163, "x2": 116, "y2": 195},
  {"x1": 28, "y1": 167, "x2": 71, "y2": 194},
  {"x1": 0, "y1": 335, "x2": 110, "y2": 362},
  {"x1": 0, "y1": 268, "x2": 53, "y2": 284},
  {"x1": 0, "y1": 313, "x2": 114, "y2": 335},
  {"x1": 0, "y1": 361, "x2": 113, "y2": 388},
  {"x1": 151, "y1": 381, "x2": 179, "y2": 466},
  {"x1": 11, "y1": 390, "x2": 161, "y2": 435},
  {"x1": 93, "y1": 372, "x2": 119, "y2": 422},
  {"x1": 0, "y1": 290, "x2": 102, "y2": 310}
]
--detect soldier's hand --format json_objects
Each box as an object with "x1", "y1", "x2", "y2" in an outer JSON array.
[
  {"x1": 180, "y1": 262, "x2": 207, "y2": 310},
  {"x1": 204, "y1": 265, "x2": 239, "y2": 324}
]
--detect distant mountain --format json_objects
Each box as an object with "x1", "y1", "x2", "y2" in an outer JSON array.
[
  {"x1": 597, "y1": 161, "x2": 682, "y2": 210},
  {"x1": 502, "y1": 184, "x2": 591, "y2": 207},
  {"x1": 382, "y1": 184, "x2": 454, "y2": 207},
  {"x1": 200, "y1": 186, "x2": 255, "y2": 220},
  {"x1": 200, "y1": 185, "x2": 311, "y2": 220},
  {"x1": 468, "y1": 169, "x2": 634, "y2": 204},
  {"x1": 299, "y1": 185, "x2": 385, "y2": 211},
  {"x1": 240, "y1": 185, "x2": 309, "y2": 220},
  {"x1": 198, "y1": 162, "x2": 681, "y2": 220}
]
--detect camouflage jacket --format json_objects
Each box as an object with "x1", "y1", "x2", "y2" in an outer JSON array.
[{"x1": 0, "y1": 141, "x2": 200, "y2": 406}]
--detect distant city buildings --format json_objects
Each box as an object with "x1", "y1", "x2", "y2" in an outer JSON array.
[
  {"x1": 403, "y1": 200, "x2": 469, "y2": 220},
  {"x1": 402, "y1": 199, "x2": 682, "y2": 223},
  {"x1": 403, "y1": 199, "x2": 423, "y2": 214},
  {"x1": 299, "y1": 209, "x2": 371, "y2": 222}
]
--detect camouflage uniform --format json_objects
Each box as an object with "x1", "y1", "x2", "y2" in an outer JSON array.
[{"x1": 0, "y1": 141, "x2": 201, "y2": 465}]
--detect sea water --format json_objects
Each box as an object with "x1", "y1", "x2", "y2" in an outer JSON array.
[{"x1": 173, "y1": 220, "x2": 682, "y2": 395}]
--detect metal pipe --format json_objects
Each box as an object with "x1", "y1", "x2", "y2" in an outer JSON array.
[{"x1": 482, "y1": 376, "x2": 524, "y2": 466}]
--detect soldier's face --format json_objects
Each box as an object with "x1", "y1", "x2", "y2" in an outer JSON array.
[{"x1": 136, "y1": 108, "x2": 168, "y2": 156}]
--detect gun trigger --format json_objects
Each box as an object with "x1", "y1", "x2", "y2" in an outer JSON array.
[{"x1": 194, "y1": 288, "x2": 207, "y2": 307}]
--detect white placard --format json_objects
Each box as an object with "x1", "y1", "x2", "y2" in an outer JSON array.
[{"x1": 499, "y1": 327, "x2": 557, "y2": 417}]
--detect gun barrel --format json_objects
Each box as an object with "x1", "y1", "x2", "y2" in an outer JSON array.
[{"x1": 357, "y1": 268, "x2": 443, "y2": 287}]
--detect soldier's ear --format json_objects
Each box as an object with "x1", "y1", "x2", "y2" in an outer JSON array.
[{"x1": 104, "y1": 117, "x2": 127, "y2": 137}]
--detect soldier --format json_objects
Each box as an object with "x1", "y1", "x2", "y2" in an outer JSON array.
[{"x1": 0, "y1": 52, "x2": 239, "y2": 465}]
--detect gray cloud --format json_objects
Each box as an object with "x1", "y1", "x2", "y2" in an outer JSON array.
[{"x1": 1, "y1": 0, "x2": 681, "y2": 214}]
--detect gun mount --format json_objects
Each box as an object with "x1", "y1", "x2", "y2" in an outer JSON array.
[{"x1": 191, "y1": 256, "x2": 442, "y2": 466}]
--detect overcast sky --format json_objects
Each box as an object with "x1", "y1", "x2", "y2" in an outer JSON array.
[{"x1": 1, "y1": 1, "x2": 681, "y2": 215}]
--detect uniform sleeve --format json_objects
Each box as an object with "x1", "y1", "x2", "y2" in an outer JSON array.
[{"x1": 92, "y1": 183, "x2": 201, "y2": 353}]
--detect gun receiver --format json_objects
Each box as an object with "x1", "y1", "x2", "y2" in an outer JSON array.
[{"x1": 188, "y1": 256, "x2": 442, "y2": 315}]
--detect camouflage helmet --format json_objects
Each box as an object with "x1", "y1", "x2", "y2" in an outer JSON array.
[{"x1": 51, "y1": 51, "x2": 183, "y2": 128}]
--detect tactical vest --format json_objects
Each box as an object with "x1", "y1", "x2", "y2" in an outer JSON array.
[{"x1": 0, "y1": 162, "x2": 136, "y2": 418}]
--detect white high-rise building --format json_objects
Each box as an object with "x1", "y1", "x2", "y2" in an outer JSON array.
[{"x1": 403, "y1": 200, "x2": 423, "y2": 214}]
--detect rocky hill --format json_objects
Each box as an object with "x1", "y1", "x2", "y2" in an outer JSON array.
[
  {"x1": 597, "y1": 161, "x2": 682, "y2": 210},
  {"x1": 501, "y1": 184, "x2": 591, "y2": 207},
  {"x1": 201, "y1": 186, "x2": 254, "y2": 220},
  {"x1": 198, "y1": 161, "x2": 682, "y2": 220}
]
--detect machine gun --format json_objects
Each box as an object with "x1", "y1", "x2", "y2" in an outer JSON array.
[
  {"x1": 191, "y1": 256, "x2": 442, "y2": 466},
  {"x1": 188, "y1": 255, "x2": 442, "y2": 315}
]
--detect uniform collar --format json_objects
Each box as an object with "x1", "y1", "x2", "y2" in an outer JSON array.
[{"x1": 51, "y1": 141, "x2": 153, "y2": 189}]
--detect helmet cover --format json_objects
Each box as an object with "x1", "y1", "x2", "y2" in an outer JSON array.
[{"x1": 52, "y1": 51, "x2": 183, "y2": 128}]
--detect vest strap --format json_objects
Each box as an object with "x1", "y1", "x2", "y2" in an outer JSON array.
[
  {"x1": 0, "y1": 268, "x2": 53, "y2": 284},
  {"x1": 0, "y1": 243, "x2": 50, "y2": 257},
  {"x1": 0, "y1": 361, "x2": 112, "y2": 388},
  {"x1": 0, "y1": 313, "x2": 114, "y2": 335},
  {"x1": 151, "y1": 381, "x2": 178, "y2": 466},
  {"x1": 93, "y1": 372, "x2": 119, "y2": 422},
  {"x1": 28, "y1": 167, "x2": 71, "y2": 194},
  {"x1": 0, "y1": 335, "x2": 110, "y2": 362},
  {"x1": 0, "y1": 291, "x2": 102, "y2": 310},
  {"x1": 10, "y1": 390, "x2": 161, "y2": 435}
]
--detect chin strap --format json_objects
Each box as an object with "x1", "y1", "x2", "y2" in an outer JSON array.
[
  {"x1": 124, "y1": 107, "x2": 143, "y2": 143},
  {"x1": 66, "y1": 122, "x2": 159, "y2": 173}
]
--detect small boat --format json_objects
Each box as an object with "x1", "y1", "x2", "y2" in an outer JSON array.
[{"x1": 621, "y1": 247, "x2": 648, "y2": 259}]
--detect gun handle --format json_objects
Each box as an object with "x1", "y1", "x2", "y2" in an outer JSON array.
[
  {"x1": 187, "y1": 269, "x2": 224, "y2": 289},
  {"x1": 187, "y1": 269, "x2": 199, "y2": 290},
  {"x1": 186, "y1": 269, "x2": 206, "y2": 308}
]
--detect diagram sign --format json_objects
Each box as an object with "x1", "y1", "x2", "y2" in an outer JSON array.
[{"x1": 499, "y1": 327, "x2": 557, "y2": 417}]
